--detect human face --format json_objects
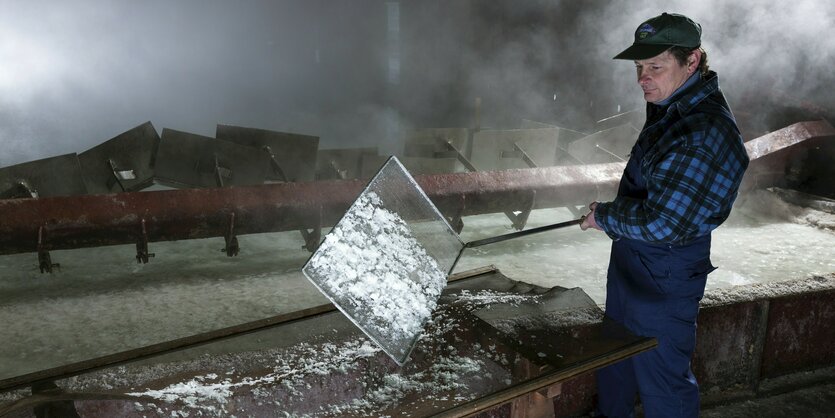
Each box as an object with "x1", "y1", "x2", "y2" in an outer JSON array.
[{"x1": 634, "y1": 50, "x2": 692, "y2": 103}]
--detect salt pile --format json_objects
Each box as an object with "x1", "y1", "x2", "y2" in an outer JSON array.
[
  {"x1": 128, "y1": 302, "x2": 514, "y2": 417},
  {"x1": 11, "y1": 279, "x2": 576, "y2": 417},
  {"x1": 128, "y1": 338, "x2": 384, "y2": 416},
  {"x1": 454, "y1": 289, "x2": 542, "y2": 307},
  {"x1": 303, "y1": 191, "x2": 447, "y2": 364}
]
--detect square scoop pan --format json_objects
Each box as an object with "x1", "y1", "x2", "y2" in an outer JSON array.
[{"x1": 302, "y1": 156, "x2": 464, "y2": 365}]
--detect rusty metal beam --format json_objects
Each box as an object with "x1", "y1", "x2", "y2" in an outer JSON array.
[
  {"x1": 741, "y1": 119, "x2": 835, "y2": 191},
  {"x1": 0, "y1": 120, "x2": 831, "y2": 258},
  {"x1": 434, "y1": 337, "x2": 657, "y2": 418},
  {"x1": 744, "y1": 119, "x2": 835, "y2": 159},
  {"x1": 0, "y1": 163, "x2": 621, "y2": 256}
]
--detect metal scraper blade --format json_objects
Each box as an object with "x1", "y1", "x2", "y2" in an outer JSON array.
[{"x1": 302, "y1": 156, "x2": 464, "y2": 365}]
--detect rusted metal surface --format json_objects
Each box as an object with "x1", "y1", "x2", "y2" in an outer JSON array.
[
  {"x1": 0, "y1": 164, "x2": 621, "y2": 256},
  {"x1": 0, "y1": 178, "x2": 359, "y2": 256},
  {"x1": 760, "y1": 289, "x2": 835, "y2": 379},
  {"x1": 691, "y1": 301, "x2": 769, "y2": 389},
  {"x1": 743, "y1": 119, "x2": 835, "y2": 160},
  {"x1": 419, "y1": 163, "x2": 622, "y2": 217},
  {"x1": 532, "y1": 275, "x2": 835, "y2": 415},
  {"x1": 741, "y1": 119, "x2": 835, "y2": 191},
  {"x1": 433, "y1": 319, "x2": 656, "y2": 418},
  {"x1": 550, "y1": 372, "x2": 595, "y2": 417}
]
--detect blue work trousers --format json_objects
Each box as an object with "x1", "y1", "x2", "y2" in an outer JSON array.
[{"x1": 596, "y1": 236, "x2": 714, "y2": 418}]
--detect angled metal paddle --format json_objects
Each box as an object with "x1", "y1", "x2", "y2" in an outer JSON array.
[{"x1": 302, "y1": 156, "x2": 582, "y2": 365}]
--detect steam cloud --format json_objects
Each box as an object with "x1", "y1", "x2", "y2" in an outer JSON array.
[{"x1": 0, "y1": 0, "x2": 832, "y2": 167}]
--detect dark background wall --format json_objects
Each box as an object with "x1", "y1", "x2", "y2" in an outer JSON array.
[{"x1": 1, "y1": 0, "x2": 832, "y2": 166}]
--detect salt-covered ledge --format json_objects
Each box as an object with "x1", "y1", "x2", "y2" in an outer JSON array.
[
  {"x1": 554, "y1": 273, "x2": 835, "y2": 416},
  {"x1": 701, "y1": 272, "x2": 835, "y2": 306},
  {"x1": 692, "y1": 271, "x2": 835, "y2": 402}
]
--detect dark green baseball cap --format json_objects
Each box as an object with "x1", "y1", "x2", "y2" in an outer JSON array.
[{"x1": 614, "y1": 12, "x2": 702, "y2": 60}]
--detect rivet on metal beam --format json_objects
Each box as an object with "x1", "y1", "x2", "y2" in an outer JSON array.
[
  {"x1": 222, "y1": 212, "x2": 240, "y2": 257},
  {"x1": 135, "y1": 218, "x2": 155, "y2": 264},
  {"x1": 37, "y1": 226, "x2": 60, "y2": 274}
]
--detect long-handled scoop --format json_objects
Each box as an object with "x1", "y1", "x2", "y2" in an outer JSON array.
[
  {"x1": 463, "y1": 217, "x2": 583, "y2": 249},
  {"x1": 303, "y1": 156, "x2": 585, "y2": 365},
  {"x1": 449, "y1": 217, "x2": 583, "y2": 273}
]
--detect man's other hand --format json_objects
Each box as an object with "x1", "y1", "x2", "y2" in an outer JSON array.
[{"x1": 580, "y1": 202, "x2": 603, "y2": 231}]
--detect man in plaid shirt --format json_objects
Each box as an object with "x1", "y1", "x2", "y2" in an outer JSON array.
[{"x1": 580, "y1": 13, "x2": 749, "y2": 418}]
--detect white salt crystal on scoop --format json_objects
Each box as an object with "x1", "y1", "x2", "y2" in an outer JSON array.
[{"x1": 303, "y1": 191, "x2": 448, "y2": 365}]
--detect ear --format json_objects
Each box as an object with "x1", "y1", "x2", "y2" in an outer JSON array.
[{"x1": 688, "y1": 49, "x2": 702, "y2": 74}]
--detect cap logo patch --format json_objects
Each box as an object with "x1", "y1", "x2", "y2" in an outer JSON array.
[{"x1": 637, "y1": 23, "x2": 655, "y2": 39}]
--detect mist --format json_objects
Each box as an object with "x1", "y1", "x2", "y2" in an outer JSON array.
[{"x1": 1, "y1": 0, "x2": 832, "y2": 167}]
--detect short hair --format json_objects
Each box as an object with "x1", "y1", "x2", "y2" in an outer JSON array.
[{"x1": 668, "y1": 46, "x2": 709, "y2": 76}]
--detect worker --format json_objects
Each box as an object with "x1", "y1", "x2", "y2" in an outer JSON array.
[{"x1": 579, "y1": 12, "x2": 749, "y2": 418}]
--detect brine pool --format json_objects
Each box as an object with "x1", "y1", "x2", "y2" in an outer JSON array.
[{"x1": 0, "y1": 189, "x2": 833, "y2": 379}]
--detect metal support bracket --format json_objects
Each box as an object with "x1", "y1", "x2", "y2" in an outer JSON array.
[
  {"x1": 262, "y1": 145, "x2": 289, "y2": 182},
  {"x1": 500, "y1": 141, "x2": 539, "y2": 169},
  {"x1": 554, "y1": 144, "x2": 585, "y2": 165},
  {"x1": 503, "y1": 190, "x2": 536, "y2": 231},
  {"x1": 214, "y1": 155, "x2": 233, "y2": 187},
  {"x1": 595, "y1": 143, "x2": 626, "y2": 162},
  {"x1": 566, "y1": 205, "x2": 586, "y2": 218},
  {"x1": 438, "y1": 137, "x2": 536, "y2": 231},
  {"x1": 37, "y1": 226, "x2": 60, "y2": 274},
  {"x1": 135, "y1": 218, "x2": 155, "y2": 264},
  {"x1": 327, "y1": 160, "x2": 348, "y2": 180},
  {"x1": 222, "y1": 212, "x2": 240, "y2": 257},
  {"x1": 106, "y1": 159, "x2": 128, "y2": 192},
  {"x1": 300, "y1": 204, "x2": 323, "y2": 253},
  {"x1": 1, "y1": 181, "x2": 39, "y2": 199},
  {"x1": 31, "y1": 381, "x2": 82, "y2": 418},
  {"x1": 447, "y1": 194, "x2": 466, "y2": 235},
  {"x1": 554, "y1": 145, "x2": 603, "y2": 215},
  {"x1": 436, "y1": 137, "x2": 479, "y2": 172}
]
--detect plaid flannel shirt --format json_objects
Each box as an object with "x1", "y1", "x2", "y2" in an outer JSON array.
[{"x1": 595, "y1": 71, "x2": 749, "y2": 244}]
